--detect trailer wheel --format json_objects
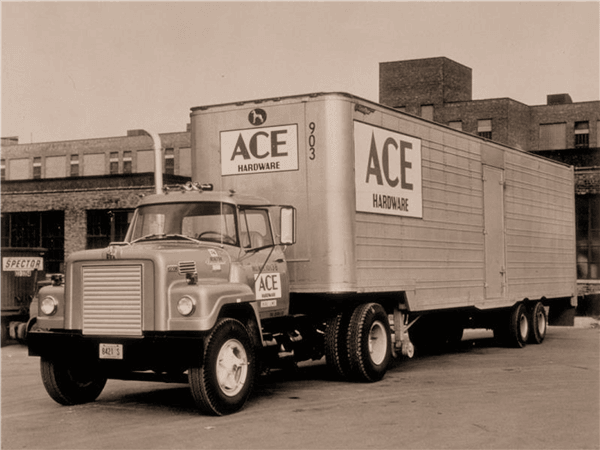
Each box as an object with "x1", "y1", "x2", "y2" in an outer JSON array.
[
  {"x1": 188, "y1": 318, "x2": 256, "y2": 416},
  {"x1": 497, "y1": 303, "x2": 530, "y2": 348},
  {"x1": 325, "y1": 311, "x2": 352, "y2": 380},
  {"x1": 40, "y1": 358, "x2": 107, "y2": 405},
  {"x1": 347, "y1": 303, "x2": 392, "y2": 382},
  {"x1": 529, "y1": 302, "x2": 547, "y2": 344}
]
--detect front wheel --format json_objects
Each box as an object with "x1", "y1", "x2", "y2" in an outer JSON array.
[
  {"x1": 40, "y1": 358, "x2": 107, "y2": 405},
  {"x1": 347, "y1": 303, "x2": 392, "y2": 382},
  {"x1": 188, "y1": 318, "x2": 256, "y2": 416}
]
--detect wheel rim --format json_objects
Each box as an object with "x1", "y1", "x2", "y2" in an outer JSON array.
[
  {"x1": 519, "y1": 312, "x2": 529, "y2": 341},
  {"x1": 368, "y1": 320, "x2": 388, "y2": 365},
  {"x1": 536, "y1": 309, "x2": 547, "y2": 337},
  {"x1": 216, "y1": 339, "x2": 248, "y2": 397}
]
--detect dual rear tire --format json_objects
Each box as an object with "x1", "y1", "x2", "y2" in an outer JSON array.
[
  {"x1": 495, "y1": 301, "x2": 547, "y2": 348},
  {"x1": 325, "y1": 303, "x2": 392, "y2": 382}
]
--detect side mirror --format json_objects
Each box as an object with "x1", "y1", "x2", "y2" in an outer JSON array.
[{"x1": 279, "y1": 206, "x2": 296, "y2": 245}]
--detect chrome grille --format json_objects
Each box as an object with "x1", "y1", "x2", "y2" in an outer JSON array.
[{"x1": 82, "y1": 265, "x2": 143, "y2": 336}]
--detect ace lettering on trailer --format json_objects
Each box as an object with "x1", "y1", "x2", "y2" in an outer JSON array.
[{"x1": 354, "y1": 121, "x2": 423, "y2": 218}]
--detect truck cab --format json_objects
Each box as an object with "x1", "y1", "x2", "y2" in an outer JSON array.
[{"x1": 29, "y1": 182, "x2": 297, "y2": 415}]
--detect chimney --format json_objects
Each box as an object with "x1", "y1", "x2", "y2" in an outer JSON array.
[{"x1": 547, "y1": 94, "x2": 573, "y2": 106}]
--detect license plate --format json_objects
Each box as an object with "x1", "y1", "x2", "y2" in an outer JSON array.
[{"x1": 99, "y1": 343, "x2": 123, "y2": 360}]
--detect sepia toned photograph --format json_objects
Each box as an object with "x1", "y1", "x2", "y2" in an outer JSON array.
[{"x1": 1, "y1": 2, "x2": 599, "y2": 449}]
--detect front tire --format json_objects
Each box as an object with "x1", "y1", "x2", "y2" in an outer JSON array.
[
  {"x1": 40, "y1": 358, "x2": 107, "y2": 405},
  {"x1": 347, "y1": 303, "x2": 392, "y2": 382},
  {"x1": 188, "y1": 318, "x2": 256, "y2": 416}
]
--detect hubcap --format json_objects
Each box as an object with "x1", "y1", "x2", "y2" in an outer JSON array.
[
  {"x1": 368, "y1": 320, "x2": 388, "y2": 365},
  {"x1": 216, "y1": 339, "x2": 248, "y2": 397},
  {"x1": 519, "y1": 313, "x2": 529, "y2": 341},
  {"x1": 536, "y1": 309, "x2": 546, "y2": 336}
]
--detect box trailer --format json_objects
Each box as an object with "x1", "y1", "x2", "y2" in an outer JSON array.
[
  {"x1": 191, "y1": 92, "x2": 576, "y2": 316},
  {"x1": 29, "y1": 92, "x2": 576, "y2": 416}
]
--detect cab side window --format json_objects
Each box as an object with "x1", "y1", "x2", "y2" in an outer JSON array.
[{"x1": 239, "y1": 208, "x2": 274, "y2": 249}]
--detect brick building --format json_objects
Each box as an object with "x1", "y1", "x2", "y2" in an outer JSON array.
[
  {"x1": 380, "y1": 57, "x2": 599, "y2": 284},
  {"x1": 1, "y1": 130, "x2": 191, "y2": 272},
  {"x1": 1, "y1": 57, "x2": 598, "y2": 286}
]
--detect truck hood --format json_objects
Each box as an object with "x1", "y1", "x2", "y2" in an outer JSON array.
[{"x1": 66, "y1": 241, "x2": 232, "y2": 282}]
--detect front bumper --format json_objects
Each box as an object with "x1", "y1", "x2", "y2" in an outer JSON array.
[{"x1": 28, "y1": 329, "x2": 208, "y2": 373}]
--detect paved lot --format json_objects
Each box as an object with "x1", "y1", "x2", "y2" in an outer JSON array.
[{"x1": 2, "y1": 322, "x2": 599, "y2": 449}]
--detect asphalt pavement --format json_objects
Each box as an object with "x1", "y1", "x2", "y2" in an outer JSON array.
[{"x1": 2, "y1": 319, "x2": 598, "y2": 450}]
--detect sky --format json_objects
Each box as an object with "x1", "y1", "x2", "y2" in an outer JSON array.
[{"x1": 1, "y1": 1, "x2": 599, "y2": 144}]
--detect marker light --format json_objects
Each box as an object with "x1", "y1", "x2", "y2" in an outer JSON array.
[
  {"x1": 40, "y1": 296, "x2": 58, "y2": 316},
  {"x1": 177, "y1": 296, "x2": 196, "y2": 316}
]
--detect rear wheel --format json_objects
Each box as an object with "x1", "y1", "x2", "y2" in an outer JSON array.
[
  {"x1": 347, "y1": 303, "x2": 392, "y2": 382},
  {"x1": 188, "y1": 318, "x2": 256, "y2": 416},
  {"x1": 495, "y1": 303, "x2": 529, "y2": 348},
  {"x1": 529, "y1": 302, "x2": 547, "y2": 344},
  {"x1": 325, "y1": 311, "x2": 352, "y2": 380},
  {"x1": 40, "y1": 358, "x2": 107, "y2": 405}
]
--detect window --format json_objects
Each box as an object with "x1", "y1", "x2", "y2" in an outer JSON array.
[
  {"x1": 421, "y1": 105, "x2": 434, "y2": 121},
  {"x1": 239, "y1": 208, "x2": 274, "y2": 249},
  {"x1": 137, "y1": 150, "x2": 154, "y2": 173},
  {"x1": 576, "y1": 194, "x2": 599, "y2": 279},
  {"x1": 86, "y1": 209, "x2": 134, "y2": 249},
  {"x1": 33, "y1": 157, "x2": 42, "y2": 179},
  {"x1": 83, "y1": 153, "x2": 105, "y2": 176},
  {"x1": 575, "y1": 121, "x2": 589, "y2": 148},
  {"x1": 179, "y1": 148, "x2": 191, "y2": 177},
  {"x1": 0, "y1": 211, "x2": 65, "y2": 273},
  {"x1": 1, "y1": 159, "x2": 5, "y2": 181},
  {"x1": 110, "y1": 152, "x2": 119, "y2": 175},
  {"x1": 448, "y1": 121, "x2": 463, "y2": 131},
  {"x1": 165, "y1": 148, "x2": 175, "y2": 175},
  {"x1": 130, "y1": 202, "x2": 237, "y2": 245},
  {"x1": 478, "y1": 120, "x2": 492, "y2": 140},
  {"x1": 539, "y1": 123, "x2": 566, "y2": 150},
  {"x1": 45, "y1": 156, "x2": 66, "y2": 178},
  {"x1": 70, "y1": 154, "x2": 79, "y2": 177},
  {"x1": 123, "y1": 151, "x2": 132, "y2": 174}
]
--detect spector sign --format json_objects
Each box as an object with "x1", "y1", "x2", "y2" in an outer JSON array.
[
  {"x1": 354, "y1": 121, "x2": 423, "y2": 218},
  {"x1": 221, "y1": 125, "x2": 298, "y2": 176},
  {"x1": 2, "y1": 256, "x2": 44, "y2": 271}
]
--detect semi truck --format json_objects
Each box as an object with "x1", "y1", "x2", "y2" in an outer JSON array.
[{"x1": 28, "y1": 92, "x2": 577, "y2": 415}]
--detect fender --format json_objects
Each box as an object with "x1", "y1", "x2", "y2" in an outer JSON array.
[{"x1": 168, "y1": 281, "x2": 257, "y2": 331}]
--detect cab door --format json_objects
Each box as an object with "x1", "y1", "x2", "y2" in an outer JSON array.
[{"x1": 238, "y1": 207, "x2": 290, "y2": 319}]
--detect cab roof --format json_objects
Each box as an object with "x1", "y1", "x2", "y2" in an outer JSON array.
[{"x1": 137, "y1": 189, "x2": 272, "y2": 207}]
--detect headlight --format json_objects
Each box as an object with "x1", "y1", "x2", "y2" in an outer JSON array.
[
  {"x1": 40, "y1": 296, "x2": 58, "y2": 316},
  {"x1": 177, "y1": 296, "x2": 196, "y2": 316}
]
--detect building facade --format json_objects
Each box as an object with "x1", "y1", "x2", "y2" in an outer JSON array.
[
  {"x1": 380, "y1": 57, "x2": 600, "y2": 284},
  {"x1": 1, "y1": 56, "x2": 598, "y2": 287},
  {"x1": 1, "y1": 130, "x2": 191, "y2": 272}
]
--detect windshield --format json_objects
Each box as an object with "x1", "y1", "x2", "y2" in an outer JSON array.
[{"x1": 127, "y1": 202, "x2": 238, "y2": 245}]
